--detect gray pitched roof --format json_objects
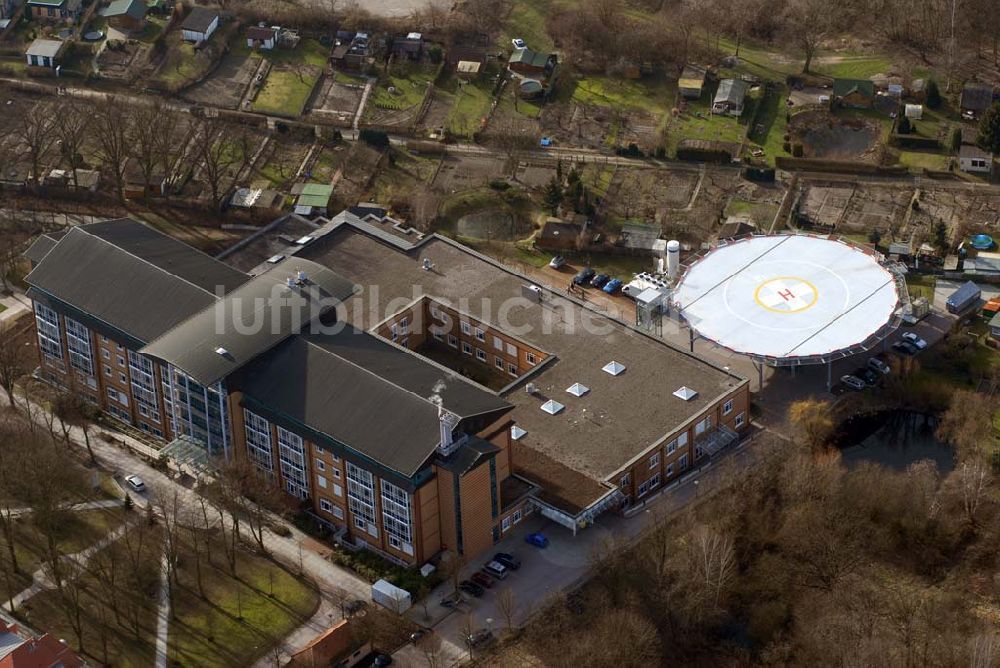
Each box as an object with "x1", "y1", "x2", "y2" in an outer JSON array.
[
  {"x1": 714, "y1": 78, "x2": 749, "y2": 106},
  {"x1": 26, "y1": 39, "x2": 64, "y2": 59},
  {"x1": 961, "y1": 84, "x2": 994, "y2": 111},
  {"x1": 181, "y1": 6, "x2": 217, "y2": 33},
  {"x1": 25, "y1": 219, "x2": 247, "y2": 344},
  {"x1": 234, "y1": 326, "x2": 512, "y2": 477},
  {"x1": 22, "y1": 231, "x2": 66, "y2": 265},
  {"x1": 141, "y1": 257, "x2": 356, "y2": 386}
]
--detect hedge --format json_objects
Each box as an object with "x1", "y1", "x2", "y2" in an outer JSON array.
[
  {"x1": 676, "y1": 146, "x2": 732, "y2": 163},
  {"x1": 889, "y1": 133, "x2": 941, "y2": 150},
  {"x1": 775, "y1": 156, "x2": 909, "y2": 175},
  {"x1": 743, "y1": 167, "x2": 776, "y2": 182}
]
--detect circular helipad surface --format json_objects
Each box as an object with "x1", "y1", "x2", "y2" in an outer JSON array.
[{"x1": 672, "y1": 235, "x2": 900, "y2": 360}]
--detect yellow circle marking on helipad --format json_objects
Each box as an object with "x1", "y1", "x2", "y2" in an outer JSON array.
[{"x1": 754, "y1": 276, "x2": 819, "y2": 314}]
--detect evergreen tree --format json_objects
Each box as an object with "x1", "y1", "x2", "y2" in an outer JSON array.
[
  {"x1": 977, "y1": 103, "x2": 1000, "y2": 154},
  {"x1": 925, "y1": 79, "x2": 942, "y2": 109}
]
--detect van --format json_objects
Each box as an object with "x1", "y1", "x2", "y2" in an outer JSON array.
[{"x1": 483, "y1": 561, "x2": 509, "y2": 580}]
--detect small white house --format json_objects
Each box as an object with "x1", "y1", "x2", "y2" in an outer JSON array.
[
  {"x1": 959, "y1": 144, "x2": 994, "y2": 175},
  {"x1": 25, "y1": 38, "x2": 64, "y2": 69},
  {"x1": 181, "y1": 6, "x2": 218, "y2": 44},
  {"x1": 246, "y1": 24, "x2": 277, "y2": 50}
]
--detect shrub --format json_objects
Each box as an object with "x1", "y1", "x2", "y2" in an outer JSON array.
[
  {"x1": 359, "y1": 129, "x2": 390, "y2": 150},
  {"x1": 897, "y1": 116, "x2": 912, "y2": 134},
  {"x1": 783, "y1": 141, "x2": 791, "y2": 152},
  {"x1": 489, "y1": 179, "x2": 511, "y2": 191},
  {"x1": 792, "y1": 143, "x2": 804, "y2": 157},
  {"x1": 951, "y1": 128, "x2": 962, "y2": 152},
  {"x1": 926, "y1": 80, "x2": 942, "y2": 109}
]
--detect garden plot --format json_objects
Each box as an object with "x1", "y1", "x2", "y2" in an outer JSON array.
[
  {"x1": 254, "y1": 139, "x2": 315, "y2": 191},
  {"x1": 911, "y1": 189, "x2": 1000, "y2": 238},
  {"x1": 790, "y1": 110, "x2": 883, "y2": 161},
  {"x1": 309, "y1": 76, "x2": 365, "y2": 123},
  {"x1": 838, "y1": 184, "x2": 912, "y2": 236},
  {"x1": 183, "y1": 49, "x2": 260, "y2": 109},
  {"x1": 515, "y1": 161, "x2": 557, "y2": 188},
  {"x1": 799, "y1": 184, "x2": 855, "y2": 227},
  {"x1": 603, "y1": 168, "x2": 701, "y2": 222},
  {"x1": 665, "y1": 170, "x2": 743, "y2": 241},
  {"x1": 432, "y1": 155, "x2": 508, "y2": 192},
  {"x1": 331, "y1": 142, "x2": 384, "y2": 206}
]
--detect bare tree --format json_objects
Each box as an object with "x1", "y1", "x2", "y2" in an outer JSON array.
[
  {"x1": 787, "y1": 398, "x2": 835, "y2": 451},
  {"x1": 937, "y1": 389, "x2": 996, "y2": 463},
  {"x1": 496, "y1": 586, "x2": 518, "y2": 633},
  {"x1": 783, "y1": 0, "x2": 838, "y2": 73},
  {"x1": 690, "y1": 524, "x2": 736, "y2": 608},
  {"x1": 54, "y1": 100, "x2": 90, "y2": 189},
  {"x1": 194, "y1": 116, "x2": 249, "y2": 210},
  {"x1": 488, "y1": 115, "x2": 537, "y2": 179},
  {"x1": 92, "y1": 98, "x2": 133, "y2": 203},
  {"x1": 15, "y1": 103, "x2": 58, "y2": 188},
  {"x1": 0, "y1": 328, "x2": 26, "y2": 407}
]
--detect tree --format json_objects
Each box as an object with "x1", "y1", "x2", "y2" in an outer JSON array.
[
  {"x1": 925, "y1": 79, "x2": 942, "y2": 109},
  {"x1": 868, "y1": 228, "x2": 883, "y2": 246},
  {"x1": 787, "y1": 398, "x2": 835, "y2": 451},
  {"x1": 488, "y1": 116, "x2": 536, "y2": 178},
  {"x1": 933, "y1": 221, "x2": 949, "y2": 254},
  {"x1": 783, "y1": 0, "x2": 838, "y2": 73},
  {"x1": 92, "y1": 99, "x2": 133, "y2": 203},
  {"x1": 544, "y1": 177, "x2": 563, "y2": 215},
  {"x1": 15, "y1": 103, "x2": 57, "y2": 188},
  {"x1": 53, "y1": 100, "x2": 89, "y2": 189},
  {"x1": 194, "y1": 116, "x2": 246, "y2": 211},
  {"x1": 0, "y1": 328, "x2": 26, "y2": 407},
  {"x1": 496, "y1": 586, "x2": 518, "y2": 633},
  {"x1": 977, "y1": 102, "x2": 1000, "y2": 154},
  {"x1": 937, "y1": 389, "x2": 996, "y2": 463},
  {"x1": 129, "y1": 103, "x2": 168, "y2": 203}
]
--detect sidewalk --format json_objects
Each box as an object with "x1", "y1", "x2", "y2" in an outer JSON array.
[{"x1": 0, "y1": 287, "x2": 30, "y2": 327}]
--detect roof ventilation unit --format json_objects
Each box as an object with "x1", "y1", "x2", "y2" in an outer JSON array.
[
  {"x1": 540, "y1": 399, "x2": 564, "y2": 415},
  {"x1": 521, "y1": 284, "x2": 543, "y2": 303},
  {"x1": 602, "y1": 361, "x2": 626, "y2": 376},
  {"x1": 296, "y1": 270, "x2": 308, "y2": 284},
  {"x1": 295, "y1": 235, "x2": 314, "y2": 245},
  {"x1": 673, "y1": 386, "x2": 698, "y2": 401},
  {"x1": 266, "y1": 254, "x2": 285, "y2": 264},
  {"x1": 525, "y1": 382, "x2": 537, "y2": 394},
  {"x1": 285, "y1": 276, "x2": 296, "y2": 288},
  {"x1": 565, "y1": 382, "x2": 589, "y2": 397},
  {"x1": 422, "y1": 258, "x2": 433, "y2": 271},
  {"x1": 511, "y1": 425, "x2": 527, "y2": 440},
  {"x1": 214, "y1": 347, "x2": 230, "y2": 357}
]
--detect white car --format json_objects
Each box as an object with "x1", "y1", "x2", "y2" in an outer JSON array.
[
  {"x1": 901, "y1": 332, "x2": 927, "y2": 349},
  {"x1": 124, "y1": 474, "x2": 146, "y2": 493},
  {"x1": 511, "y1": 38, "x2": 526, "y2": 50}
]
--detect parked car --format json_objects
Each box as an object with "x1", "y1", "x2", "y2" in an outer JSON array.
[
  {"x1": 439, "y1": 595, "x2": 460, "y2": 608},
  {"x1": 892, "y1": 341, "x2": 918, "y2": 356},
  {"x1": 483, "y1": 561, "x2": 509, "y2": 580},
  {"x1": 573, "y1": 268, "x2": 596, "y2": 285},
  {"x1": 525, "y1": 532, "x2": 549, "y2": 548},
  {"x1": 470, "y1": 572, "x2": 494, "y2": 589},
  {"x1": 410, "y1": 629, "x2": 428, "y2": 643},
  {"x1": 602, "y1": 278, "x2": 623, "y2": 294},
  {"x1": 841, "y1": 375, "x2": 866, "y2": 391},
  {"x1": 344, "y1": 599, "x2": 366, "y2": 615},
  {"x1": 855, "y1": 367, "x2": 879, "y2": 386},
  {"x1": 548, "y1": 255, "x2": 566, "y2": 269},
  {"x1": 511, "y1": 38, "x2": 526, "y2": 49},
  {"x1": 590, "y1": 273, "x2": 610, "y2": 288},
  {"x1": 373, "y1": 654, "x2": 393, "y2": 667},
  {"x1": 467, "y1": 629, "x2": 494, "y2": 649},
  {"x1": 901, "y1": 332, "x2": 927, "y2": 349},
  {"x1": 868, "y1": 357, "x2": 891, "y2": 375},
  {"x1": 540, "y1": 136, "x2": 553, "y2": 148},
  {"x1": 459, "y1": 580, "x2": 484, "y2": 597},
  {"x1": 125, "y1": 474, "x2": 146, "y2": 492},
  {"x1": 493, "y1": 552, "x2": 521, "y2": 570}
]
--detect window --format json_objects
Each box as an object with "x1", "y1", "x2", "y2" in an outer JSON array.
[
  {"x1": 104, "y1": 366, "x2": 112, "y2": 377},
  {"x1": 333, "y1": 505, "x2": 344, "y2": 519},
  {"x1": 666, "y1": 463, "x2": 674, "y2": 477},
  {"x1": 620, "y1": 472, "x2": 631, "y2": 488},
  {"x1": 400, "y1": 338, "x2": 409, "y2": 349},
  {"x1": 448, "y1": 335, "x2": 458, "y2": 348},
  {"x1": 433, "y1": 332, "x2": 444, "y2": 342},
  {"x1": 475, "y1": 327, "x2": 485, "y2": 342},
  {"x1": 332, "y1": 468, "x2": 341, "y2": 479},
  {"x1": 334, "y1": 483, "x2": 343, "y2": 497},
  {"x1": 381, "y1": 479, "x2": 413, "y2": 549},
  {"x1": 320, "y1": 498, "x2": 333, "y2": 513},
  {"x1": 65, "y1": 318, "x2": 93, "y2": 377},
  {"x1": 649, "y1": 453, "x2": 660, "y2": 469},
  {"x1": 508, "y1": 363, "x2": 517, "y2": 376},
  {"x1": 316, "y1": 458, "x2": 326, "y2": 472},
  {"x1": 512, "y1": 509, "x2": 522, "y2": 524},
  {"x1": 317, "y1": 475, "x2": 328, "y2": 489},
  {"x1": 506, "y1": 342, "x2": 516, "y2": 356},
  {"x1": 346, "y1": 463, "x2": 377, "y2": 532},
  {"x1": 476, "y1": 348, "x2": 487, "y2": 362},
  {"x1": 666, "y1": 438, "x2": 677, "y2": 454},
  {"x1": 101, "y1": 335, "x2": 109, "y2": 344},
  {"x1": 278, "y1": 427, "x2": 309, "y2": 499},
  {"x1": 116, "y1": 343, "x2": 123, "y2": 352},
  {"x1": 332, "y1": 453, "x2": 340, "y2": 462},
  {"x1": 723, "y1": 399, "x2": 733, "y2": 416},
  {"x1": 460, "y1": 322, "x2": 471, "y2": 335},
  {"x1": 695, "y1": 416, "x2": 712, "y2": 436},
  {"x1": 493, "y1": 336, "x2": 503, "y2": 351},
  {"x1": 430, "y1": 307, "x2": 442, "y2": 320},
  {"x1": 495, "y1": 356, "x2": 504, "y2": 369},
  {"x1": 399, "y1": 317, "x2": 409, "y2": 333},
  {"x1": 102, "y1": 349, "x2": 110, "y2": 360},
  {"x1": 244, "y1": 409, "x2": 274, "y2": 474},
  {"x1": 502, "y1": 516, "x2": 511, "y2": 532},
  {"x1": 679, "y1": 454, "x2": 689, "y2": 471},
  {"x1": 119, "y1": 372, "x2": 127, "y2": 384},
  {"x1": 106, "y1": 387, "x2": 118, "y2": 402},
  {"x1": 649, "y1": 473, "x2": 661, "y2": 489},
  {"x1": 34, "y1": 303, "x2": 63, "y2": 360},
  {"x1": 462, "y1": 342, "x2": 472, "y2": 355},
  {"x1": 638, "y1": 480, "x2": 650, "y2": 497},
  {"x1": 389, "y1": 324, "x2": 398, "y2": 341},
  {"x1": 128, "y1": 351, "x2": 159, "y2": 425},
  {"x1": 527, "y1": 352, "x2": 537, "y2": 365},
  {"x1": 735, "y1": 412, "x2": 745, "y2": 428}
]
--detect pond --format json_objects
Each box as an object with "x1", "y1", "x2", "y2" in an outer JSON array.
[{"x1": 836, "y1": 410, "x2": 954, "y2": 473}]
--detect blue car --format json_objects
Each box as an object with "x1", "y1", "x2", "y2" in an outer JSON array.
[
  {"x1": 525, "y1": 532, "x2": 549, "y2": 548},
  {"x1": 603, "y1": 278, "x2": 623, "y2": 294}
]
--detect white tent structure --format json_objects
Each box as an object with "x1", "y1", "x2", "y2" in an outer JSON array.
[{"x1": 672, "y1": 234, "x2": 906, "y2": 388}]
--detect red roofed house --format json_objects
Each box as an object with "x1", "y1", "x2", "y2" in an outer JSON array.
[{"x1": 0, "y1": 618, "x2": 85, "y2": 668}]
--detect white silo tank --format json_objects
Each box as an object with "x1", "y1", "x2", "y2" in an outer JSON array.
[{"x1": 667, "y1": 240, "x2": 680, "y2": 279}]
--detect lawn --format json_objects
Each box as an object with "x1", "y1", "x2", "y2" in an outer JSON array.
[
  {"x1": 252, "y1": 66, "x2": 321, "y2": 117},
  {"x1": 905, "y1": 273, "x2": 937, "y2": 301},
  {"x1": 370, "y1": 63, "x2": 437, "y2": 110},
  {"x1": 251, "y1": 38, "x2": 329, "y2": 117},
  {"x1": 561, "y1": 75, "x2": 675, "y2": 114},
  {"x1": 0, "y1": 303, "x2": 6, "y2": 314},
  {"x1": 499, "y1": 0, "x2": 561, "y2": 52},
  {"x1": 814, "y1": 55, "x2": 893, "y2": 80},
  {"x1": 666, "y1": 81, "x2": 749, "y2": 156},
  {"x1": 157, "y1": 40, "x2": 211, "y2": 87},
  {"x1": 168, "y1": 540, "x2": 319, "y2": 668},
  {"x1": 747, "y1": 83, "x2": 790, "y2": 165},
  {"x1": 897, "y1": 150, "x2": 952, "y2": 171},
  {"x1": 438, "y1": 74, "x2": 496, "y2": 137}
]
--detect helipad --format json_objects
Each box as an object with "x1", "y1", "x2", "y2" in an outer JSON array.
[{"x1": 672, "y1": 235, "x2": 902, "y2": 363}]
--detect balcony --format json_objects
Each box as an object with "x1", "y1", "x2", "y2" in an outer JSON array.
[{"x1": 696, "y1": 425, "x2": 739, "y2": 458}]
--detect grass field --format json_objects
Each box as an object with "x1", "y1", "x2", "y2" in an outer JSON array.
[
  {"x1": 251, "y1": 38, "x2": 328, "y2": 117},
  {"x1": 370, "y1": 64, "x2": 437, "y2": 110},
  {"x1": 897, "y1": 150, "x2": 952, "y2": 171},
  {"x1": 561, "y1": 75, "x2": 675, "y2": 114},
  {"x1": 666, "y1": 81, "x2": 748, "y2": 156},
  {"x1": 499, "y1": 0, "x2": 562, "y2": 52},
  {"x1": 437, "y1": 74, "x2": 495, "y2": 137},
  {"x1": 814, "y1": 55, "x2": 893, "y2": 80}
]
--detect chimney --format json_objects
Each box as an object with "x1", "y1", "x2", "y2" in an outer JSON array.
[{"x1": 437, "y1": 405, "x2": 460, "y2": 455}]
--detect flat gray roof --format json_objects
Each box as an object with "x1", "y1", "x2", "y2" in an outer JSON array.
[
  {"x1": 26, "y1": 39, "x2": 63, "y2": 59},
  {"x1": 293, "y1": 214, "x2": 747, "y2": 490}
]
